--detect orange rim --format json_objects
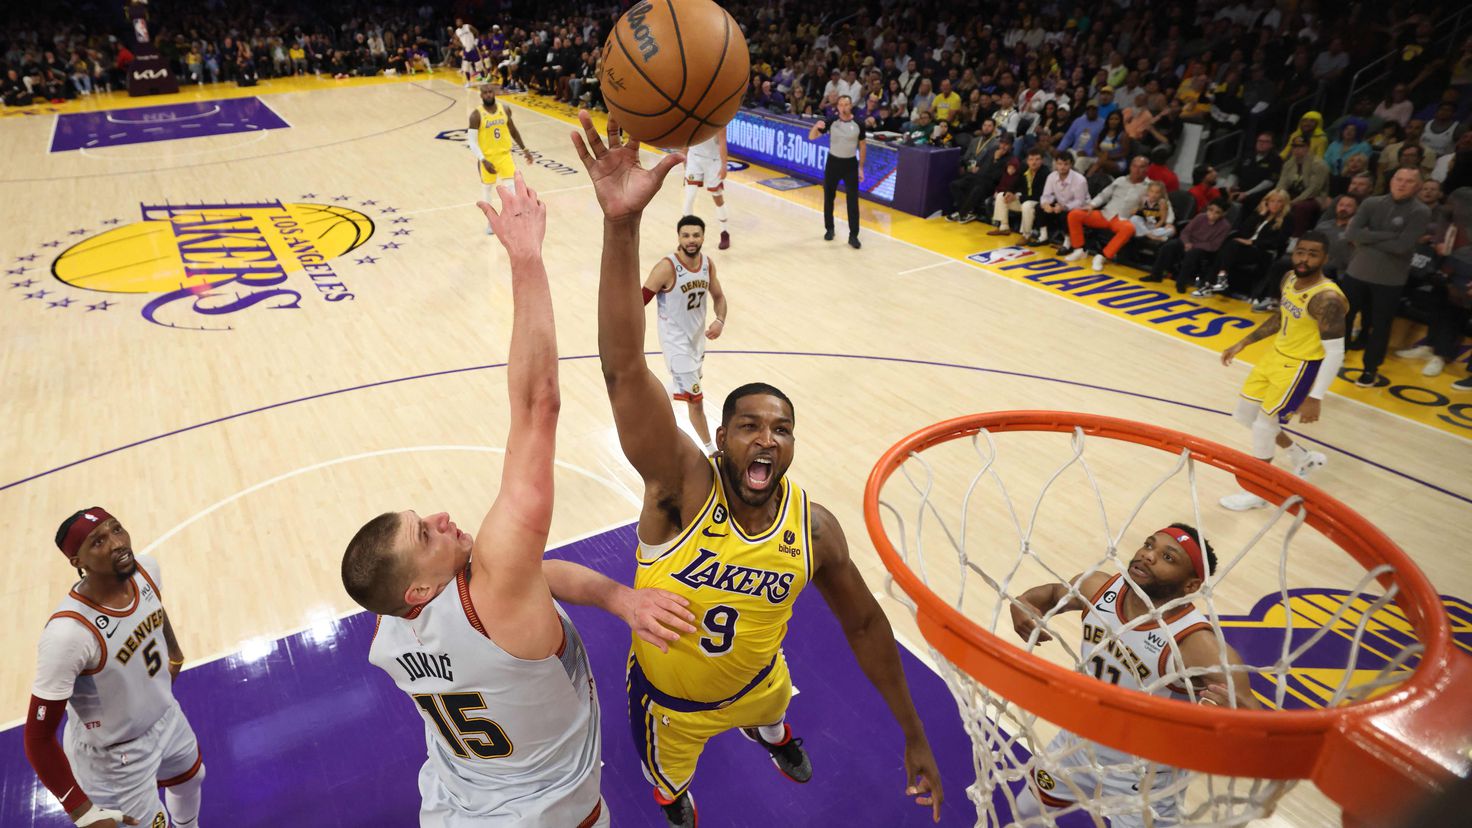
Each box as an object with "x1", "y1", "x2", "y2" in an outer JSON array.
[{"x1": 863, "y1": 411, "x2": 1468, "y2": 822}]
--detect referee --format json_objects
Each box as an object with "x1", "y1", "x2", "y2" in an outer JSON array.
[{"x1": 809, "y1": 94, "x2": 867, "y2": 248}]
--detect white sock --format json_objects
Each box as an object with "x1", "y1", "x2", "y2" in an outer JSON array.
[
  {"x1": 715, "y1": 202, "x2": 728, "y2": 229},
  {"x1": 1285, "y1": 443, "x2": 1308, "y2": 465},
  {"x1": 756, "y1": 722, "x2": 786, "y2": 743},
  {"x1": 682, "y1": 183, "x2": 698, "y2": 216},
  {"x1": 165, "y1": 763, "x2": 205, "y2": 826}
]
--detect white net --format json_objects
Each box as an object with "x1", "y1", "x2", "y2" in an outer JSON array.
[{"x1": 870, "y1": 422, "x2": 1426, "y2": 828}]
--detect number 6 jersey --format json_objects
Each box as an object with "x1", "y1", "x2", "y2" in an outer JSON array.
[{"x1": 369, "y1": 568, "x2": 601, "y2": 826}]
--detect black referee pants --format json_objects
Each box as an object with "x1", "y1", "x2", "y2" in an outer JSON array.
[{"x1": 823, "y1": 156, "x2": 860, "y2": 239}]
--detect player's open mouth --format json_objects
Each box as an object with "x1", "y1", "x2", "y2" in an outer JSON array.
[
  {"x1": 1128, "y1": 561, "x2": 1148, "y2": 580},
  {"x1": 115, "y1": 550, "x2": 134, "y2": 567},
  {"x1": 746, "y1": 457, "x2": 774, "y2": 490}
]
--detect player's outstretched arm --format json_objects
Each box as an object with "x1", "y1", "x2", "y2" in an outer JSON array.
[
  {"x1": 505, "y1": 108, "x2": 533, "y2": 162},
  {"x1": 1220, "y1": 309, "x2": 1280, "y2": 366},
  {"x1": 809, "y1": 502, "x2": 944, "y2": 822},
  {"x1": 470, "y1": 174, "x2": 563, "y2": 657},
  {"x1": 542, "y1": 560, "x2": 696, "y2": 653},
  {"x1": 570, "y1": 110, "x2": 707, "y2": 495}
]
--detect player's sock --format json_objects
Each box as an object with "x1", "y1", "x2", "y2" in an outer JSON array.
[
  {"x1": 1284, "y1": 443, "x2": 1308, "y2": 467},
  {"x1": 165, "y1": 762, "x2": 205, "y2": 826},
  {"x1": 682, "y1": 184, "x2": 698, "y2": 216},
  {"x1": 715, "y1": 201, "x2": 729, "y2": 230},
  {"x1": 756, "y1": 722, "x2": 786, "y2": 744}
]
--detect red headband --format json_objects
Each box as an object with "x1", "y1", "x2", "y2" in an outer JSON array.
[
  {"x1": 59, "y1": 508, "x2": 115, "y2": 559},
  {"x1": 1159, "y1": 527, "x2": 1206, "y2": 581}
]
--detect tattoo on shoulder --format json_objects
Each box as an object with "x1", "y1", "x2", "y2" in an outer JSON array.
[{"x1": 1308, "y1": 292, "x2": 1347, "y2": 338}]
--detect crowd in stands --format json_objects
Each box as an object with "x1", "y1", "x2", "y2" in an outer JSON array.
[{"x1": 3, "y1": 0, "x2": 1469, "y2": 386}]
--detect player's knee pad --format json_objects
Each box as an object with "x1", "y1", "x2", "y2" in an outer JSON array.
[
  {"x1": 1250, "y1": 411, "x2": 1281, "y2": 460},
  {"x1": 1232, "y1": 398, "x2": 1259, "y2": 428}
]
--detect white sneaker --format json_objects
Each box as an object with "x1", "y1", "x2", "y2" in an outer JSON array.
[
  {"x1": 1423, "y1": 356, "x2": 1445, "y2": 377},
  {"x1": 485, "y1": 225, "x2": 495, "y2": 236},
  {"x1": 1064, "y1": 248, "x2": 1086, "y2": 262},
  {"x1": 1396, "y1": 345, "x2": 1433, "y2": 360},
  {"x1": 1220, "y1": 491, "x2": 1270, "y2": 511},
  {"x1": 1091, "y1": 254, "x2": 1105, "y2": 271},
  {"x1": 1292, "y1": 450, "x2": 1327, "y2": 478},
  {"x1": 1038, "y1": 228, "x2": 1049, "y2": 243}
]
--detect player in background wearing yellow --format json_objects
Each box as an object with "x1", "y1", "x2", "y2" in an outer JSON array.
[
  {"x1": 643, "y1": 215, "x2": 728, "y2": 455},
  {"x1": 572, "y1": 110, "x2": 943, "y2": 828},
  {"x1": 1218, "y1": 231, "x2": 1347, "y2": 510},
  {"x1": 470, "y1": 85, "x2": 533, "y2": 236}
]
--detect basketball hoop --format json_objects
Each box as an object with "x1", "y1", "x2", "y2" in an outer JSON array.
[{"x1": 862, "y1": 411, "x2": 1471, "y2": 827}]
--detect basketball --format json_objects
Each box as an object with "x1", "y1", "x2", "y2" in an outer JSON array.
[{"x1": 598, "y1": 0, "x2": 749, "y2": 147}]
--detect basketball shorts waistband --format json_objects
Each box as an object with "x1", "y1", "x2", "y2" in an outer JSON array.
[{"x1": 627, "y1": 654, "x2": 776, "y2": 713}]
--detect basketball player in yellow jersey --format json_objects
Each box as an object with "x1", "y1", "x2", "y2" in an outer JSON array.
[
  {"x1": 572, "y1": 110, "x2": 943, "y2": 828},
  {"x1": 469, "y1": 85, "x2": 533, "y2": 236},
  {"x1": 1219, "y1": 231, "x2": 1347, "y2": 511}
]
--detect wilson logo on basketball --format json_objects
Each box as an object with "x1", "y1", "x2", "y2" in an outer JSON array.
[
  {"x1": 624, "y1": 1, "x2": 660, "y2": 61},
  {"x1": 22, "y1": 197, "x2": 408, "y2": 331}
]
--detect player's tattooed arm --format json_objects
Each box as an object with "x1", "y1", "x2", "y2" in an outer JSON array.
[
  {"x1": 1307, "y1": 291, "x2": 1347, "y2": 339},
  {"x1": 810, "y1": 502, "x2": 945, "y2": 821},
  {"x1": 1221, "y1": 312, "x2": 1280, "y2": 365}
]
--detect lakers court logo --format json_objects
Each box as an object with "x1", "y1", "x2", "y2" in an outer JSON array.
[{"x1": 12, "y1": 196, "x2": 410, "y2": 331}]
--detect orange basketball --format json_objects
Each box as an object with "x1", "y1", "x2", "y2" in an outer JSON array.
[{"x1": 599, "y1": 0, "x2": 750, "y2": 147}]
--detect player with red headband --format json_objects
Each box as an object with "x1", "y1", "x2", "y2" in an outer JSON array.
[
  {"x1": 24, "y1": 508, "x2": 204, "y2": 828},
  {"x1": 1005, "y1": 524, "x2": 1260, "y2": 827}
]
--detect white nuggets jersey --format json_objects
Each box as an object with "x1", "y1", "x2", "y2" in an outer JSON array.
[
  {"x1": 369, "y1": 569, "x2": 601, "y2": 826},
  {"x1": 686, "y1": 135, "x2": 722, "y2": 163},
  {"x1": 456, "y1": 25, "x2": 477, "y2": 51},
  {"x1": 655, "y1": 252, "x2": 711, "y2": 374},
  {"x1": 1081, "y1": 574, "x2": 1212, "y2": 699},
  {"x1": 47, "y1": 556, "x2": 173, "y2": 748}
]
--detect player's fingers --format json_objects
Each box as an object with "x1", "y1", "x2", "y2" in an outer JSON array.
[
  {"x1": 638, "y1": 631, "x2": 670, "y2": 654},
  {"x1": 577, "y1": 109, "x2": 607, "y2": 156},
  {"x1": 571, "y1": 130, "x2": 594, "y2": 167},
  {"x1": 658, "y1": 596, "x2": 695, "y2": 620},
  {"x1": 652, "y1": 589, "x2": 689, "y2": 607},
  {"x1": 605, "y1": 114, "x2": 624, "y2": 148},
  {"x1": 477, "y1": 200, "x2": 499, "y2": 227},
  {"x1": 513, "y1": 170, "x2": 529, "y2": 200},
  {"x1": 657, "y1": 610, "x2": 696, "y2": 633},
  {"x1": 649, "y1": 152, "x2": 685, "y2": 182}
]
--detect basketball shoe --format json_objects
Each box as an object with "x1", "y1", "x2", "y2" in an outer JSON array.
[
  {"x1": 741, "y1": 723, "x2": 812, "y2": 782},
  {"x1": 654, "y1": 789, "x2": 697, "y2": 828},
  {"x1": 1285, "y1": 444, "x2": 1327, "y2": 478}
]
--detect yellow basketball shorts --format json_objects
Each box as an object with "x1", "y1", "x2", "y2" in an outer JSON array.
[
  {"x1": 477, "y1": 153, "x2": 516, "y2": 184},
  {"x1": 1240, "y1": 352, "x2": 1322, "y2": 424},
  {"x1": 627, "y1": 652, "x2": 793, "y2": 798}
]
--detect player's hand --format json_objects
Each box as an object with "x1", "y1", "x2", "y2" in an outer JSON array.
[
  {"x1": 481, "y1": 158, "x2": 497, "y2": 175},
  {"x1": 522, "y1": 148, "x2": 534, "y2": 165},
  {"x1": 1220, "y1": 343, "x2": 1244, "y2": 366},
  {"x1": 1009, "y1": 602, "x2": 1053, "y2": 644},
  {"x1": 1199, "y1": 681, "x2": 1244, "y2": 708},
  {"x1": 1297, "y1": 397, "x2": 1322, "y2": 423},
  {"x1": 815, "y1": 119, "x2": 827, "y2": 131},
  {"x1": 478, "y1": 172, "x2": 546, "y2": 259},
  {"x1": 571, "y1": 109, "x2": 684, "y2": 222},
  {"x1": 903, "y1": 738, "x2": 945, "y2": 822},
  {"x1": 858, "y1": 165, "x2": 865, "y2": 182},
  {"x1": 616, "y1": 587, "x2": 695, "y2": 653},
  {"x1": 71, "y1": 803, "x2": 137, "y2": 827},
  {"x1": 705, "y1": 318, "x2": 724, "y2": 340}
]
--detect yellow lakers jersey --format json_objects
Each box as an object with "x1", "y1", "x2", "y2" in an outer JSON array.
[
  {"x1": 631, "y1": 458, "x2": 812, "y2": 703},
  {"x1": 477, "y1": 104, "x2": 512, "y2": 158},
  {"x1": 1277, "y1": 275, "x2": 1345, "y2": 360}
]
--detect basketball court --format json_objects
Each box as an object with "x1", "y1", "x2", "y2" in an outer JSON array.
[{"x1": 2, "y1": 71, "x2": 1469, "y2": 826}]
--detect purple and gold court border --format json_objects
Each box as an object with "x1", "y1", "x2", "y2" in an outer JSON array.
[{"x1": 49, "y1": 97, "x2": 290, "y2": 153}]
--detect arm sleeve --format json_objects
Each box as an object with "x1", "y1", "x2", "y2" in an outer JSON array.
[
  {"x1": 1310, "y1": 337, "x2": 1344, "y2": 399},
  {"x1": 23, "y1": 694, "x2": 88, "y2": 814}
]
